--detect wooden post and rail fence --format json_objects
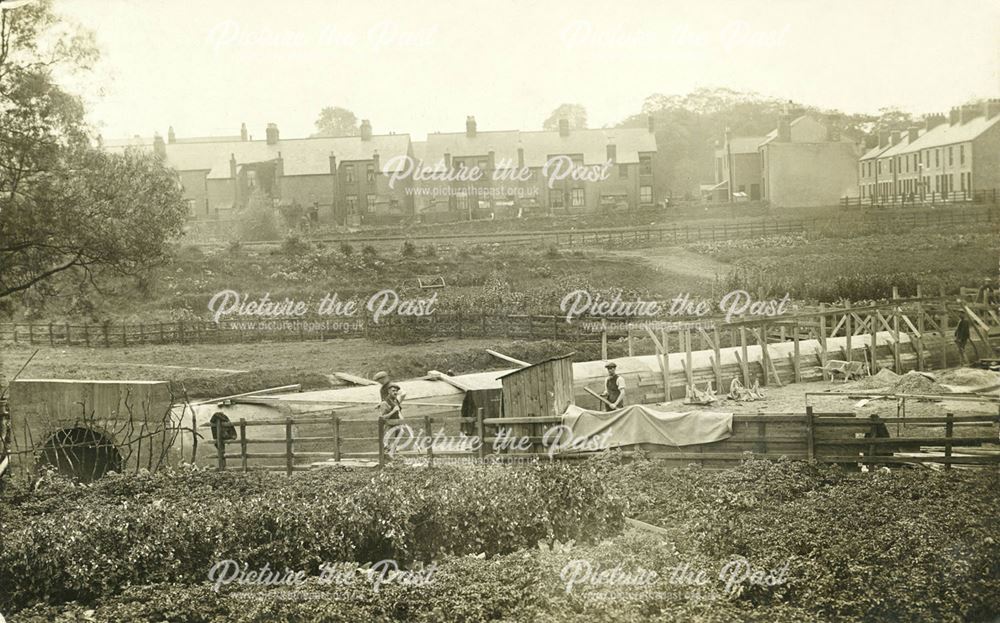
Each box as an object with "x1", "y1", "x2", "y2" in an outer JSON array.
[
  {"x1": 1, "y1": 288, "x2": 996, "y2": 351},
  {"x1": 204, "y1": 404, "x2": 1000, "y2": 474}
]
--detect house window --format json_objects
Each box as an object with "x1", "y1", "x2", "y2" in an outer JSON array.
[
  {"x1": 549, "y1": 189, "x2": 565, "y2": 208},
  {"x1": 619, "y1": 164, "x2": 628, "y2": 179},
  {"x1": 877, "y1": 161, "x2": 882, "y2": 174},
  {"x1": 935, "y1": 150, "x2": 940, "y2": 167},
  {"x1": 639, "y1": 156, "x2": 652, "y2": 175},
  {"x1": 390, "y1": 199, "x2": 399, "y2": 211},
  {"x1": 456, "y1": 193, "x2": 468, "y2": 212},
  {"x1": 571, "y1": 188, "x2": 585, "y2": 207},
  {"x1": 640, "y1": 185, "x2": 653, "y2": 204},
  {"x1": 345, "y1": 164, "x2": 355, "y2": 183},
  {"x1": 366, "y1": 193, "x2": 376, "y2": 213},
  {"x1": 960, "y1": 145, "x2": 965, "y2": 165},
  {"x1": 366, "y1": 163, "x2": 375, "y2": 182},
  {"x1": 346, "y1": 195, "x2": 358, "y2": 214},
  {"x1": 948, "y1": 147, "x2": 953, "y2": 166}
]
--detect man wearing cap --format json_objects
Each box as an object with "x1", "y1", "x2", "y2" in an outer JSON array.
[
  {"x1": 600, "y1": 362, "x2": 626, "y2": 411},
  {"x1": 373, "y1": 370, "x2": 406, "y2": 403},
  {"x1": 378, "y1": 384, "x2": 403, "y2": 420}
]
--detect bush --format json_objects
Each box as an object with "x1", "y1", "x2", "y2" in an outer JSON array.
[
  {"x1": 0, "y1": 462, "x2": 623, "y2": 613},
  {"x1": 401, "y1": 240, "x2": 417, "y2": 257},
  {"x1": 340, "y1": 241, "x2": 354, "y2": 257}
]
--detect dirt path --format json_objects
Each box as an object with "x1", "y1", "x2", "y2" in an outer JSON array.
[{"x1": 607, "y1": 246, "x2": 731, "y2": 280}]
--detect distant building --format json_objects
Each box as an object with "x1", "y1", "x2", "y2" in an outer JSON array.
[
  {"x1": 707, "y1": 132, "x2": 765, "y2": 202},
  {"x1": 857, "y1": 101, "x2": 1000, "y2": 203},
  {"x1": 416, "y1": 116, "x2": 659, "y2": 218},
  {"x1": 758, "y1": 111, "x2": 861, "y2": 208},
  {"x1": 104, "y1": 121, "x2": 413, "y2": 225}
]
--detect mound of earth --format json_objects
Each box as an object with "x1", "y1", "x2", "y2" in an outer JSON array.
[
  {"x1": 842, "y1": 368, "x2": 900, "y2": 392},
  {"x1": 892, "y1": 371, "x2": 951, "y2": 395},
  {"x1": 936, "y1": 368, "x2": 1000, "y2": 387}
]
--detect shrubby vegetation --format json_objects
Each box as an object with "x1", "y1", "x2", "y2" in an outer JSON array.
[{"x1": 1, "y1": 457, "x2": 996, "y2": 622}]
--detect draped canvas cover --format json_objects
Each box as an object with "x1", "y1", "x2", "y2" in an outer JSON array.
[{"x1": 558, "y1": 404, "x2": 733, "y2": 452}]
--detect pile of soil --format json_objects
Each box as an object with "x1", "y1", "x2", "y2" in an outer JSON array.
[
  {"x1": 892, "y1": 371, "x2": 951, "y2": 395},
  {"x1": 843, "y1": 369, "x2": 900, "y2": 391},
  {"x1": 936, "y1": 368, "x2": 1000, "y2": 387}
]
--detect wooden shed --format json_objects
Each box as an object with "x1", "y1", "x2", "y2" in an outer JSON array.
[{"x1": 498, "y1": 354, "x2": 574, "y2": 451}]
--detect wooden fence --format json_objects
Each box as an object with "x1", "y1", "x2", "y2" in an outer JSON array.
[
  {"x1": 187, "y1": 204, "x2": 1000, "y2": 250},
  {"x1": 203, "y1": 406, "x2": 1000, "y2": 474},
  {"x1": 841, "y1": 188, "x2": 999, "y2": 210}
]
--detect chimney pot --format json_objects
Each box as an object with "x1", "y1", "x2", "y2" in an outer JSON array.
[
  {"x1": 360, "y1": 119, "x2": 372, "y2": 141},
  {"x1": 924, "y1": 114, "x2": 946, "y2": 132},
  {"x1": 890, "y1": 130, "x2": 901, "y2": 146},
  {"x1": 949, "y1": 108, "x2": 960, "y2": 125},
  {"x1": 167, "y1": 126, "x2": 176, "y2": 144},
  {"x1": 240, "y1": 123, "x2": 248, "y2": 141},
  {"x1": 466, "y1": 116, "x2": 477, "y2": 138},
  {"x1": 907, "y1": 126, "x2": 919, "y2": 144},
  {"x1": 329, "y1": 152, "x2": 337, "y2": 175},
  {"x1": 266, "y1": 123, "x2": 279, "y2": 145},
  {"x1": 960, "y1": 104, "x2": 982, "y2": 124},
  {"x1": 985, "y1": 99, "x2": 1000, "y2": 120}
]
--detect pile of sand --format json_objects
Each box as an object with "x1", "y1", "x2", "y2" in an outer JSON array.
[
  {"x1": 936, "y1": 368, "x2": 1000, "y2": 388},
  {"x1": 843, "y1": 368, "x2": 900, "y2": 392},
  {"x1": 892, "y1": 371, "x2": 951, "y2": 395}
]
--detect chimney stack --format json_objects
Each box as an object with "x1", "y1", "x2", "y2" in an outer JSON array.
[
  {"x1": 275, "y1": 151, "x2": 284, "y2": 178},
  {"x1": 360, "y1": 119, "x2": 372, "y2": 141},
  {"x1": 777, "y1": 115, "x2": 792, "y2": 142},
  {"x1": 329, "y1": 153, "x2": 337, "y2": 175},
  {"x1": 167, "y1": 126, "x2": 176, "y2": 144},
  {"x1": 444, "y1": 152, "x2": 452, "y2": 169},
  {"x1": 985, "y1": 99, "x2": 1000, "y2": 119},
  {"x1": 558, "y1": 118, "x2": 570, "y2": 137},
  {"x1": 960, "y1": 104, "x2": 982, "y2": 124},
  {"x1": 907, "y1": 126, "x2": 919, "y2": 144},
  {"x1": 153, "y1": 133, "x2": 166, "y2": 158},
  {"x1": 466, "y1": 115, "x2": 477, "y2": 138},
  {"x1": 517, "y1": 147, "x2": 524, "y2": 168},
  {"x1": 606, "y1": 143, "x2": 616, "y2": 163},
  {"x1": 949, "y1": 107, "x2": 960, "y2": 125},
  {"x1": 890, "y1": 130, "x2": 901, "y2": 146},
  {"x1": 647, "y1": 115, "x2": 655, "y2": 133},
  {"x1": 241, "y1": 122, "x2": 248, "y2": 141},
  {"x1": 266, "y1": 123, "x2": 279, "y2": 145},
  {"x1": 229, "y1": 153, "x2": 237, "y2": 179},
  {"x1": 372, "y1": 150, "x2": 380, "y2": 175},
  {"x1": 487, "y1": 150, "x2": 495, "y2": 171},
  {"x1": 825, "y1": 113, "x2": 842, "y2": 142},
  {"x1": 924, "y1": 114, "x2": 946, "y2": 132},
  {"x1": 877, "y1": 129, "x2": 889, "y2": 149}
]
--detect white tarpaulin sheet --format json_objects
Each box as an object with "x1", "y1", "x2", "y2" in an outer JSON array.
[{"x1": 558, "y1": 404, "x2": 733, "y2": 452}]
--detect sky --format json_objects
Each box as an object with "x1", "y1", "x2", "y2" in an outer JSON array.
[{"x1": 53, "y1": 0, "x2": 1000, "y2": 142}]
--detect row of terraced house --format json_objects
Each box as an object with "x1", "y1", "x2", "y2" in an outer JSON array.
[
  {"x1": 102, "y1": 116, "x2": 659, "y2": 226},
  {"x1": 858, "y1": 100, "x2": 1000, "y2": 204}
]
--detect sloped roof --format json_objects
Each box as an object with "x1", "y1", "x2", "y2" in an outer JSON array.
[
  {"x1": 102, "y1": 134, "x2": 411, "y2": 178},
  {"x1": 904, "y1": 115, "x2": 1000, "y2": 153},
  {"x1": 860, "y1": 142, "x2": 891, "y2": 161},
  {"x1": 420, "y1": 127, "x2": 656, "y2": 169},
  {"x1": 724, "y1": 136, "x2": 766, "y2": 155},
  {"x1": 879, "y1": 130, "x2": 925, "y2": 159},
  {"x1": 760, "y1": 116, "x2": 807, "y2": 146}
]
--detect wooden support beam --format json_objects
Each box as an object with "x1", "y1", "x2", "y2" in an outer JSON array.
[
  {"x1": 427, "y1": 370, "x2": 473, "y2": 392},
  {"x1": 740, "y1": 327, "x2": 750, "y2": 385},
  {"x1": 818, "y1": 305, "x2": 829, "y2": 380},
  {"x1": 584, "y1": 387, "x2": 615, "y2": 410},
  {"x1": 792, "y1": 322, "x2": 801, "y2": 382},
  {"x1": 685, "y1": 329, "x2": 694, "y2": 386},
  {"x1": 486, "y1": 350, "x2": 530, "y2": 367},
  {"x1": 661, "y1": 328, "x2": 671, "y2": 402},
  {"x1": 334, "y1": 373, "x2": 379, "y2": 386}
]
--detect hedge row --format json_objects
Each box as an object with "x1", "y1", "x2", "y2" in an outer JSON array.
[{"x1": 0, "y1": 462, "x2": 624, "y2": 613}]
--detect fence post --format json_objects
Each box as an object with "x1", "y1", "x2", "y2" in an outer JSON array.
[
  {"x1": 805, "y1": 406, "x2": 815, "y2": 462},
  {"x1": 944, "y1": 412, "x2": 953, "y2": 470},
  {"x1": 48, "y1": 322, "x2": 54, "y2": 346},
  {"x1": 333, "y1": 414, "x2": 341, "y2": 462},
  {"x1": 239, "y1": 419, "x2": 248, "y2": 472},
  {"x1": 377, "y1": 417, "x2": 386, "y2": 467},
  {"x1": 425, "y1": 415, "x2": 433, "y2": 467},
  {"x1": 285, "y1": 417, "x2": 294, "y2": 476},
  {"x1": 214, "y1": 418, "x2": 226, "y2": 471},
  {"x1": 476, "y1": 407, "x2": 486, "y2": 461}
]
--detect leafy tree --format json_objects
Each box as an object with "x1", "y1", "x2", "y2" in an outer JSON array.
[
  {"x1": 313, "y1": 106, "x2": 359, "y2": 137},
  {"x1": 543, "y1": 103, "x2": 587, "y2": 130},
  {"x1": 0, "y1": 0, "x2": 188, "y2": 300}
]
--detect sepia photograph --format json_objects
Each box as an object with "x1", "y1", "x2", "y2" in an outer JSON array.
[{"x1": 0, "y1": 0, "x2": 998, "y2": 621}]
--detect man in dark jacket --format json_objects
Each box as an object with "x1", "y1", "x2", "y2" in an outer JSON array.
[{"x1": 954, "y1": 313, "x2": 978, "y2": 364}]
